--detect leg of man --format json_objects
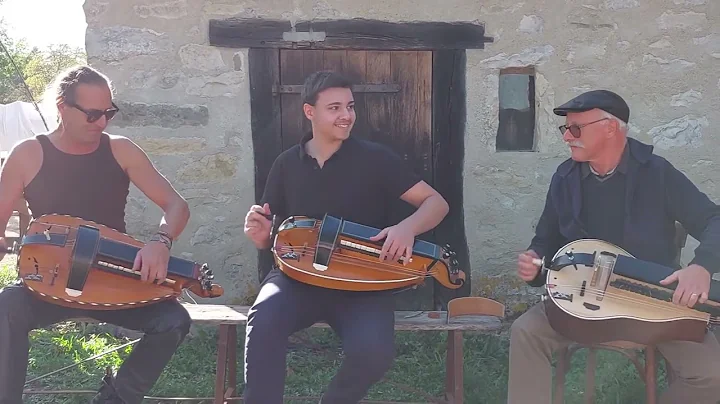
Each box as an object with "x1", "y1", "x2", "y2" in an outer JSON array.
[
  {"x1": 320, "y1": 290, "x2": 395, "y2": 404},
  {"x1": 0, "y1": 282, "x2": 85, "y2": 404},
  {"x1": 89, "y1": 297, "x2": 192, "y2": 404},
  {"x1": 657, "y1": 330, "x2": 720, "y2": 404},
  {"x1": 507, "y1": 302, "x2": 573, "y2": 404},
  {"x1": 243, "y1": 268, "x2": 331, "y2": 404}
]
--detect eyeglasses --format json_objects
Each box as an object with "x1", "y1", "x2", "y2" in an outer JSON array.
[
  {"x1": 67, "y1": 101, "x2": 120, "y2": 123},
  {"x1": 558, "y1": 117, "x2": 609, "y2": 138}
]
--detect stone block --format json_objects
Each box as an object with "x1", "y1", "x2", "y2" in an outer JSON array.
[
  {"x1": 656, "y1": 11, "x2": 707, "y2": 32},
  {"x1": 642, "y1": 54, "x2": 695, "y2": 73},
  {"x1": 648, "y1": 115, "x2": 709, "y2": 150},
  {"x1": 134, "y1": 0, "x2": 188, "y2": 19},
  {"x1": 186, "y1": 71, "x2": 245, "y2": 98},
  {"x1": 135, "y1": 137, "x2": 207, "y2": 155},
  {"x1": 670, "y1": 89, "x2": 702, "y2": 108},
  {"x1": 693, "y1": 34, "x2": 720, "y2": 59},
  {"x1": 112, "y1": 101, "x2": 209, "y2": 128},
  {"x1": 518, "y1": 15, "x2": 543, "y2": 35},
  {"x1": 86, "y1": 26, "x2": 173, "y2": 63},
  {"x1": 179, "y1": 44, "x2": 228, "y2": 73},
  {"x1": 477, "y1": 45, "x2": 555, "y2": 69},
  {"x1": 175, "y1": 153, "x2": 238, "y2": 183},
  {"x1": 603, "y1": 0, "x2": 639, "y2": 10}
]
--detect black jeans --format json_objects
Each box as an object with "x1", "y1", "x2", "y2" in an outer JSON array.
[
  {"x1": 243, "y1": 268, "x2": 396, "y2": 404},
  {"x1": 0, "y1": 281, "x2": 191, "y2": 404}
]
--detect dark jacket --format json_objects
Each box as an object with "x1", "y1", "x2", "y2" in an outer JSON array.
[{"x1": 527, "y1": 137, "x2": 720, "y2": 287}]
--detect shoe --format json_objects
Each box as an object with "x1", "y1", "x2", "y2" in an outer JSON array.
[{"x1": 90, "y1": 367, "x2": 125, "y2": 404}]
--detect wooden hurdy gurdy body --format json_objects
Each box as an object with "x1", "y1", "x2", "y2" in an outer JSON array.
[
  {"x1": 540, "y1": 239, "x2": 720, "y2": 344},
  {"x1": 271, "y1": 214, "x2": 466, "y2": 292},
  {"x1": 11, "y1": 214, "x2": 222, "y2": 310}
]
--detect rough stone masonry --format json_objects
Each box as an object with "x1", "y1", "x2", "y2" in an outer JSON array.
[{"x1": 84, "y1": 0, "x2": 720, "y2": 313}]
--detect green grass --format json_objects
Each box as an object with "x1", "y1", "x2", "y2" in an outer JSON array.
[{"x1": 1, "y1": 262, "x2": 667, "y2": 403}]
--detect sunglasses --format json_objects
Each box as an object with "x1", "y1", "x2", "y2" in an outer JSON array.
[
  {"x1": 67, "y1": 101, "x2": 120, "y2": 123},
  {"x1": 558, "y1": 117, "x2": 609, "y2": 138}
]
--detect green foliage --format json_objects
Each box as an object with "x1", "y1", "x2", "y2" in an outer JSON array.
[
  {"x1": 0, "y1": 17, "x2": 86, "y2": 105},
  {"x1": 0, "y1": 260, "x2": 16, "y2": 288},
  {"x1": 19, "y1": 324, "x2": 668, "y2": 404}
]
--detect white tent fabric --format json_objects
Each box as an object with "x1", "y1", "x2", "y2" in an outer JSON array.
[{"x1": 0, "y1": 101, "x2": 49, "y2": 155}]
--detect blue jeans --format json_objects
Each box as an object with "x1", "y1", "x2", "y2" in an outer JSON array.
[{"x1": 243, "y1": 268, "x2": 396, "y2": 404}]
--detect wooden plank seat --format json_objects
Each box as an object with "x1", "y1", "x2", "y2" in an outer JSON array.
[
  {"x1": 193, "y1": 297, "x2": 505, "y2": 404},
  {"x1": 22, "y1": 297, "x2": 505, "y2": 404}
]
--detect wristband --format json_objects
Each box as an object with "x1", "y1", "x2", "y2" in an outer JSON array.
[{"x1": 150, "y1": 232, "x2": 172, "y2": 250}]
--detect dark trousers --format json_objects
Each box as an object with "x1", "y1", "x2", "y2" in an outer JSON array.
[
  {"x1": 0, "y1": 281, "x2": 191, "y2": 404},
  {"x1": 243, "y1": 268, "x2": 396, "y2": 404}
]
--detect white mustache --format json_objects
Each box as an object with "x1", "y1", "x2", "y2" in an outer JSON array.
[{"x1": 566, "y1": 141, "x2": 584, "y2": 148}]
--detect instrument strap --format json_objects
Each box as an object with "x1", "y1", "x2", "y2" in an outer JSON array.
[
  {"x1": 65, "y1": 225, "x2": 101, "y2": 295},
  {"x1": 313, "y1": 214, "x2": 342, "y2": 270}
]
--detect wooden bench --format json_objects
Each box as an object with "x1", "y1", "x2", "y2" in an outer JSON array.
[
  {"x1": 185, "y1": 296, "x2": 505, "y2": 404},
  {"x1": 22, "y1": 297, "x2": 504, "y2": 403}
]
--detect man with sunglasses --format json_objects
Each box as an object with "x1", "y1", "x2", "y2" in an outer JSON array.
[
  {"x1": 507, "y1": 89, "x2": 720, "y2": 404},
  {"x1": 0, "y1": 65, "x2": 192, "y2": 404}
]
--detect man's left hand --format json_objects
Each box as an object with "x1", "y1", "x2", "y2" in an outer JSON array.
[
  {"x1": 369, "y1": 223, "x2": 415, "y2": 265},
  {"x1": 133, "y1": 241, "x2": 170, "y2": 284},
  {"x1": 659, "y1": 264, "x2": 711, "y2": 308}
]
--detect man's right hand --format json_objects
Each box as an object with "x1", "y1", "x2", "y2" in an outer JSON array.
[
  {"x1": 244, "y1": 203, "x2": 272, "y2": 248},
  {"x1": 517, "y1": 249, "x2": 541, "y2": 282}
]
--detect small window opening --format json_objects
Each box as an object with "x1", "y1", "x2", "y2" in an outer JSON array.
[{"x1": 496, "y1": 66, "x2": 536, "y2": 151}]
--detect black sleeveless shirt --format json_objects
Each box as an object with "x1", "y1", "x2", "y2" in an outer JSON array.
[{"x1": 23, "y1": 134, "x2": 130, "y2": 233}]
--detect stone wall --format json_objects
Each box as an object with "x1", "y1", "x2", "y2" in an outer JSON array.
[{"x1": 83, "y1": 0, "x2": 720, "y2": 312}]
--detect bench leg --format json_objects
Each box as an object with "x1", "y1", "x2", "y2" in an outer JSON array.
[
  {"x1": 553, "y1": 347, "x2": 570, "y2": 404},
  {"x1": 445, "y1": 330, "x2": 463, "y2": 404},
  {"x1": 214, "y1": 325, "x2": 238, "y2": 404},
  {"x1": 584, "y1": 348, "x2": 596, "y2": 404},
  {"x1": 645, "y1": 348, "x2": 657, "y2": 404},
  {"x1": 227, "y1": 325, "x2": 238, "y2": 398}
]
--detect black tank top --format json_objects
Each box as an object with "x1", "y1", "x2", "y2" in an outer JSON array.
[{"x1": 23, "y1": 134, "x2": 130, "y2": 233}]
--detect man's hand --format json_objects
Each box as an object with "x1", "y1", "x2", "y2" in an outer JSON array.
[
  {"x1": 517, "y1": 250, "x2": 541, "y2": 282},
  {"x1": 133, "y1": 241, "x2": 170, "y2": 284},
  {"x1": 244, "y1": 203, "x2": 272, "y2": 248},
  {"x1": 660, "y1": 264, "x2": 711, "y2": 308},
  {"x1": 369, "y1": 222, "x2": 415, "y2": 264}
]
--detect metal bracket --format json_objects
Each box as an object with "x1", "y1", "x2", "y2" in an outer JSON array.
[
  {"x1": 283, "y1": 25, "x2": 325, "y2": 49},
  {"x1": 273, "y1": 84, "x2": 401, "y2": 94},
  {"x1": 282, "y1": 30, "x2": 326, "y2": 43}
]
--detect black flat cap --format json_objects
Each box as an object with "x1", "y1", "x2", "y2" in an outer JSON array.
[{"x1": 553, "y1": 90, "x2": 630, "y2": 123}]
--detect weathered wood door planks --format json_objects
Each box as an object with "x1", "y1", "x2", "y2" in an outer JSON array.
[{"x1": 249, "y1": 47, "x2": 470, "y2": 311}]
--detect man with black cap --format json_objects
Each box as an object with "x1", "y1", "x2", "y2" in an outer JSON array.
[{"x1": 506, "y1": 89, "x2": 720, "y2": 404}]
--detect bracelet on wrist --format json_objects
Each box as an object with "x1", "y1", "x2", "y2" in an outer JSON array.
[{"x1": 150, "y1": 232, "x2": 172, "y2": 250}]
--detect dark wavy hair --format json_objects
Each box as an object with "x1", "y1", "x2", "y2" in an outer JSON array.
[{"x1": 301, "y1": 70, "x2": 353, "y2": 106}]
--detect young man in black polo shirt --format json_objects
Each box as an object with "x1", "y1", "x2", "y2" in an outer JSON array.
[
  {"x1": 242, "y1": 71, "x2": 449, "y2": 403},
  {"x1": 507, "y1": 90, "x2": 720, "y2": 404}
]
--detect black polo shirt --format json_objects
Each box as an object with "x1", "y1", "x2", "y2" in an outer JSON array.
[{"x1": 260, "y1": 132, "x2": 422, "y2": 232}]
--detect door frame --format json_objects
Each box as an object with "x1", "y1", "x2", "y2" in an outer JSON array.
[{"x1": 209, "y1": 17, "x2": 492, "y2": 308}]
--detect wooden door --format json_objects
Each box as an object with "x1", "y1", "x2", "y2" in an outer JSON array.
[{"x1": 275, "y1": 49, "x2": 435, "y2": 310}]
